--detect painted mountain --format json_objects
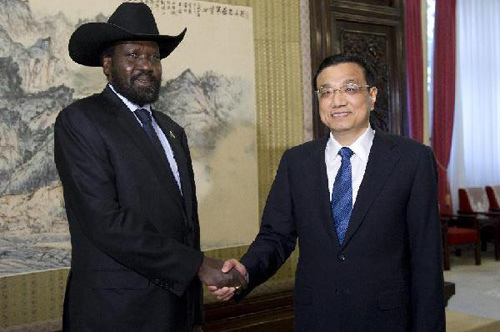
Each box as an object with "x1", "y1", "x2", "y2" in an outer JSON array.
[{"x1": 0, "y1": 0, "x2": 252, "y2": 276}]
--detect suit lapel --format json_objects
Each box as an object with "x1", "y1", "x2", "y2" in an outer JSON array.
[
  {"x1": 305, "y1": 136, "x2": 341, "y2": 245},
  {"x1": 100, "y1": 87, "x2": 184, "y2": 210},
  {"x1": 153, "y1": 112, "x2": 194, "y2": 223},
  {"x1": 342, "y1": 132, "x2": 400, "y2": 247}
]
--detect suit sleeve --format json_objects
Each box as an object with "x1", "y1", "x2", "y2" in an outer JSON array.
[
  {"x1": 237, "y1": 151, "x2": 298, "y2": 298},
  {"x1": 54, "y1": 107, "x2": 203, "y2": 297},
  {"x1": 406, "y1": 146, "x2": 445, "y2": 331}
]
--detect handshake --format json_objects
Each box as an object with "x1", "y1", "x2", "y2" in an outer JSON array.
[{"x1": 198, "y1": 257, "x2": 247, "y2": 301}]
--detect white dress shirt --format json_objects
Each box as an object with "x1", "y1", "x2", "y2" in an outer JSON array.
[
  {"x1": 325, "y1": 126, "x2": 375, "y2": 205},
  {"x1": 109, "y1": 84, "x2": 183, "y2": 193}
]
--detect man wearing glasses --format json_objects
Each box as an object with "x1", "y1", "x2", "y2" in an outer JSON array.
[{"x1": 211, "y1": 54, "x2": 445, "y2": 331}]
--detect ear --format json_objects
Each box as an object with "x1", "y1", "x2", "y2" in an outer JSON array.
[
  {"x1": 102, "y1": 56, "x2": 112, "y2": 79},
  {"x1": 369, "y1": 87, "x2": 378, "y2": 110}
]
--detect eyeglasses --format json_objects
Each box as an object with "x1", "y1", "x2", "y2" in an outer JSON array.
[{"x1": 316, "y1": 83, "x2": 371, "y2": 99}]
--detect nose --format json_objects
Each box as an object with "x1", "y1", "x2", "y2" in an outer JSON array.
[
  {"x1": 329, "y1": 90, "x2": 347, "y2": 108},
  {"x1": 135, "y1": 56, "x2": 154, "y2": 71}
]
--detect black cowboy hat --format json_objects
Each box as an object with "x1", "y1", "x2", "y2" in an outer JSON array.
[{"x1": 68, "y1": 2, "x2": 187, "y2": 67}]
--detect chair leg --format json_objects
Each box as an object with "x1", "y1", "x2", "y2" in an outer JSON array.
[
  {"x1": 443, "y1": 255, "x2": 450, "y2": 270},
  {"x1": 495, "y1": 221, "x2": 500, "y2": 261},
  {"x1": 443, "y1": 241, "x2": 451, "y2": 271},
  {"x1": 474, "y1": 241, "x2": 481, "y2": 266}
]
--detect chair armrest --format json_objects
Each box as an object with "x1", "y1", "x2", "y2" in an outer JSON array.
[
  {"x1": 441, "y1": 214, "x2": 480, "y2": 231},
  {"x1": 458, "y1": 210, "x2": 500, "y2": 218},
  {"x1": 483, "y1": 211, "x2": 500, "y2": 218}
]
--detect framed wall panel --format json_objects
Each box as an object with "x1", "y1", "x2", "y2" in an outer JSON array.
[
  {"x1": 0, "y1": 0, "x2": 305, "y2": 329},
  {"x1": 310, "y1": 0, "x2": 407, "y2": 138}
]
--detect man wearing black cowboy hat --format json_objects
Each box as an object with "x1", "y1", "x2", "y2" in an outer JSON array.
[{"x1": 54, "y1": 3, "x2": 245, "y2": 331}]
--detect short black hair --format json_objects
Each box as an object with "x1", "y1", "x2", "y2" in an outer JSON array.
[
  {"x1": 313, "y1": 53, "x2": 388, "y2": 131},
  {"x1": 313, "y1": 53, "x2": 376, "y2": 91}
]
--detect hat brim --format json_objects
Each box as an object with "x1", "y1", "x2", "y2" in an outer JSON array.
[{"x1": 68, "y1": 22, "x2": 187, "y2": 67}]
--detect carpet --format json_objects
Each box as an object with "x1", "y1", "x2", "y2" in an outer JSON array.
[{"x1": 444, "y1": 248, "x2": 500, "y2": 331}]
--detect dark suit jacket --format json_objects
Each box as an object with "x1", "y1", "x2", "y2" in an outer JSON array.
[
  {"x1": 238, "y1": 132, "x2": 445, "y2": 332},
  {"x1": 54, "y1": 86, "x2": 204, "y2": 332}
]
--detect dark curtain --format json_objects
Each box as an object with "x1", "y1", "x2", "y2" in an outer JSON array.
[
  {"x1": 405, "y1": 0, "x2": 424, "y2": 143},
  {"x1": 431, "y1": 0, "x2": 456, "y2": 214}
]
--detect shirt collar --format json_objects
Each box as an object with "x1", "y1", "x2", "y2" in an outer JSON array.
[
  {"x1": 327, "y1": 126, "x2": 375, "y2": 162},
  {"x1": 108, "y1": 83, "x2": 151, "y2": 113}
]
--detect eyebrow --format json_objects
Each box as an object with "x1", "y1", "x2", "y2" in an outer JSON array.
[{"x1": 319, "y1": 79, "x2": 362, "y2": 89}]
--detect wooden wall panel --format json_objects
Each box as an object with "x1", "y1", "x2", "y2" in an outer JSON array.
[{"x1": 310, "y1": 0, "x2": 407, "y2": 138}]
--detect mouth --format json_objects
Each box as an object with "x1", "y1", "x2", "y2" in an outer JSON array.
[
  {"x1": 330, "y1": 111, "x2": 350, "y2": 119},
  {"x1": 132, "y1": 74, "x2": 156, "y2": 87},
  {"x1": 135, "y1": 78, "x2": 152, "y2": 85}
]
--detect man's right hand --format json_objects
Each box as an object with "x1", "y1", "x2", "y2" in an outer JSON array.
[
  {"x1": 198, "y1": 256, "x2": 246, "y2": 289},
  {"x1": 208, "y1": 259, "x2": 248, "y2": 301}
]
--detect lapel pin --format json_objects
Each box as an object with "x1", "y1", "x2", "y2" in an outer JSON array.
[{"x1": 169, "y1": 131, "x2": 176, "y2": 139}]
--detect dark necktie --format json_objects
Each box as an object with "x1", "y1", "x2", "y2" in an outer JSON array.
[
  {"x1": 134, "y1": 108, "x2": 182, "y2": 192},
  {"x1": 331, "y1": 147, "x2": 354, "y2": 245},
  {"x1": 134, "y1": 108, "x2": 162, "y2": 150}
]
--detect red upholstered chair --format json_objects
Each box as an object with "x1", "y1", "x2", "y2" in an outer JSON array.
[
  {"x1": 485, "y1": 185, "x2": 500, "y2": 212},
  {"x1": 441, "y1": 214, "x2": 481, "y2": 270},
  {"x1": 459, "y1": 187, "x2": 490, "y2": 213},
  {"x1": 458, "y1": 187, "x2": 500, "y2": 260}
]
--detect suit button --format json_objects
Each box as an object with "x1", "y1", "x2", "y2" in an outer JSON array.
[{"x1": 337, "y1": 253, "x2": 346, "y2": 261}]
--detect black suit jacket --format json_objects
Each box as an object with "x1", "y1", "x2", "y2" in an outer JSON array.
[
  {"x1": 54, "y1": 86, "x2": 204, "y2": 331},
  {"x1": 238, "y1": 132, "x2": 445, "y2": 332}
]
